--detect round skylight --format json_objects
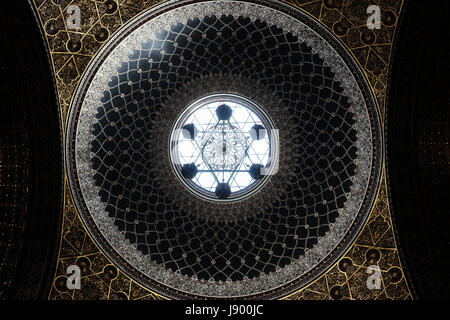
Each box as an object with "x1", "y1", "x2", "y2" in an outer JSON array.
[{"x1": 170, "y1": 94, "x2": 277, "y2": 201}]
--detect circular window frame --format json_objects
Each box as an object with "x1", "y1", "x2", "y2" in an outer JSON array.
[{"x1": 169, "y1": 93, "x2": 278, "y2": 203}]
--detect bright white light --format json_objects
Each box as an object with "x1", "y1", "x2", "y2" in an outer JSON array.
[{"x1": 172, "y1": 95, "x2": 273, "y2": 196}]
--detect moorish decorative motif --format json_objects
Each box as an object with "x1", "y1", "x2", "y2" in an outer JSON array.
[{"x1": 30, "y1": 0, "x2": 411, "y2": 300}]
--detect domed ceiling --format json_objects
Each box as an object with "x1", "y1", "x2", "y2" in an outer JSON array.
[
  {"x1": 66, "y1": 0, "x2": 380, "y2": 298},
  {"x1": 25, "y1": 0, "x2": 414, "y2": 300}
]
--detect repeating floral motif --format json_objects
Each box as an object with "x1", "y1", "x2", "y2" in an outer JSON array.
[{"x1": 30, "y1": 0, "x2": 411, "y2": 300}]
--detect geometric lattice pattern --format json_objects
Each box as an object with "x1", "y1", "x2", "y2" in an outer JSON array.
[
  {"x1": 30, "y1": 0, "x2": 412, "y2": 299},
  {"x1": 90, "y1": 14, "x2": 358, "y2": 282}
]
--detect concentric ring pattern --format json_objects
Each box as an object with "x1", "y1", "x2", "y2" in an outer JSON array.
[{"x1": 67, "y1": 0, "x2": 382, "y2": 298}]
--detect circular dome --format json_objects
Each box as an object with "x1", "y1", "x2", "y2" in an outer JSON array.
[
  {"x1": 170, "y1": 93, "x2": 276, "y2": 202},
  {"x1": 66, "y1": 0, "x2": 382, "y2": 299}
]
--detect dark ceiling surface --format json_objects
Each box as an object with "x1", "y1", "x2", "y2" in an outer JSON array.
[
  {"x1": 0, "y1": 0, "x2": 63, "y2": 300},
  {"x1": 386, "y1": 0, "x2": 450, "y2": 300}
]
